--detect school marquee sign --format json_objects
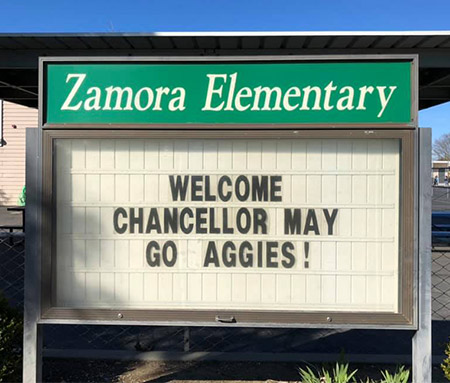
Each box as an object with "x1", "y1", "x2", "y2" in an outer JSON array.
[
  {"x1": 37, "y1": 56, "x2": 417, "y2": 327},
  {"x1": 44, "y1": 61, "x2": 412, "y2": 125}
]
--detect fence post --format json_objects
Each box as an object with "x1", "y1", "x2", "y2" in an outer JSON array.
[
  {"x1": 184, "y1": 327, "x2": 190, "y2": 352},
  {"x1": 23, "y1": 128, "x2": 42, "y2": 383},
  {"x1": 412, "y1": 127, "x2": 432, "y2": 383}
]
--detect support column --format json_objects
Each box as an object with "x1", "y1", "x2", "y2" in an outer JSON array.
[
  {"x1": 23, "y1": 128, "x2": 43, "y2": 383},
  {"x1": 412, "y1": 127, "x2": 432, "y2": 383}
]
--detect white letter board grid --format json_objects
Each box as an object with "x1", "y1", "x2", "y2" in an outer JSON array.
[{"x1": 54, "y1": 137, "x2": 400, "y2": 312}]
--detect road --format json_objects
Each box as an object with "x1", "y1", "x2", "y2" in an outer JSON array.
[{"x1": 433, "y1": 187, "x2": 450, "y2": 211}]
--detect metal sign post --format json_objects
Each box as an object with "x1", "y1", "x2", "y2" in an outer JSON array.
[
  {"x1": 412, "y1": 127, "x2": 432, "y2": 383},
  {"x1": 23, "y1": 128, "x2": 43, "y2": 383}
]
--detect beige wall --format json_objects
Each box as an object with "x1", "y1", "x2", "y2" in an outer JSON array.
[{"x1": 0, "y1": 101, "x2": 38, "y2": 206}]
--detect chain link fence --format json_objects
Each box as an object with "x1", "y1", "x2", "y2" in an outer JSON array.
[
  {"x1": 432, "y1": 247, "x2": 450, "y2": 321},
  {"x1": 0, "y1": 228, "x2": 24, "y2": 309},
  {"x1": 2, "y1": 226, "x2": 450, "y2": 355}
]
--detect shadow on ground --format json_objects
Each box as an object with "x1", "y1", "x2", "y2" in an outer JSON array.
[{"x1": 42, "y1": 359, "x2": 448, "y2": 383}]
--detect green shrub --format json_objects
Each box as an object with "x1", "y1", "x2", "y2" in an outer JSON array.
[
  {"x1": 298, "y1": 362, "x2": 410, "y2": 383},
  {"x1": 0, "y1": 292, "x2": 23, "y2": 382},
  {"x1": 442, "y1": 339, "x2": 450, "y2": 381},
  {"x1": 380, "y1": 366, "x2": 410, "y2": 383},
  {"x1": 299, "y1": 362, "x2": 357, "y2": 383}
]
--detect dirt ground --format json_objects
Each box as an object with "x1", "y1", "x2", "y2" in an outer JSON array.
[{"x1": 41, "y1": 359, "x2": 447, "y2": 383}]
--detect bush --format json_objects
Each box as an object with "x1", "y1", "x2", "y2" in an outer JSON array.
[
  {"x1": 380, "y1": 366, "x2": 409, "y2": 383},
  {"x1": 442, "y1": 339, "x2": 450, "y2": 381},
  {"x1": 299, "y1": 362, "x2": 357, "y2": 383},
  {"x1": 298, "y1": 362, "x2": 410, "y2": 383},
  {"x1": 0, "y1": 292, "x2": 23, "y2": 382}
]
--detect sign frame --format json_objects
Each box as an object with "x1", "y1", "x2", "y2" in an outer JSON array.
[
  {"x1": 39, "y1": 55, "x2": 418, "y2": 129},
  {"x1": 40, "y1": 128, "x2": 415, "y2": 328},
  {"x1": 35, "y1": 55, "x2": 418, "y2": 329}
]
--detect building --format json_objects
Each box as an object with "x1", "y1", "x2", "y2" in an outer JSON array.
[
  {"x1": 0, "y1": 100, "x2": 37, "y2": 205},
  {"x1": 433, "y1": 160, "x2": 450, "y2": 184}
]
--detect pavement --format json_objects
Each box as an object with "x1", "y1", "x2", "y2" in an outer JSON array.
[
  {"x1": 41, "y1": 359, "x2": 447, "y2": 383},
  {"x1": 433, "y1": 186, "x2": 450, "y2": 211}
]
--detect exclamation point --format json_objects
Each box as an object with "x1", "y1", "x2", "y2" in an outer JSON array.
[{"x1": 304, "y1": 242, "x2": 310, "y2": 269}]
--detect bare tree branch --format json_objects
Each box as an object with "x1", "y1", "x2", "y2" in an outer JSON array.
[{"x1": 433, "y1": 133, "x2": 450, "y2": 161}]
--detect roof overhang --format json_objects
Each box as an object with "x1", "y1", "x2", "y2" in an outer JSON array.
[{"x1": 1, "y1": 31, "x2": 450, "y2": 109}]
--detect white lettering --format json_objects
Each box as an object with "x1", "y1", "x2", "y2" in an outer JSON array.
[
  {"x1": 153, "y1": 87, "x2": 170, "y2": 111},
  {"x1": 336, "y1": 86, "x2": 355, "y2": 111},
  {"x1": 356, "y1": 86, "x2": 374, "y2": 110},
  {"x1": 58, "y1": 73, "x2": 399, "y2": 118},
  {"x1": 251, "y1": 86, "x2": 282, "y2": 111},
  {"x1": 202, "y1": 74, "x2": 227, "y2": 111},
  {"x1": 84, "y1": 87, "x2": 101, "y2": 111},
  {"x1": 323, "y1": 81, "x2": 337, "y2": 111},
  {"x1": 168, "y1": 87, "x2": 186, "y2": 111},
  {"x1": 225, "y1": 73, "x2": 238, "y2": 111},
  {"x1": 282, "y1": 87, "x2": 301, "y2": 111},
  {"x1": 300, "y1": 86, "x2": 321, "y2": 110},
  {"x1": 61, "y1": 73, "x2": 86, "y2": 111},
  {"x1": 234, "y1": 87, "x2": 252, "y2": 111},
  {"x1": 104, "y1": 86, "x2": 133, "y2": 111},
  {"x1": 377, "y1": 86, "x2": 397, "y2": 118},
  {"x1": 134, "y1": 87, "x2": 154, "y2": 111}
]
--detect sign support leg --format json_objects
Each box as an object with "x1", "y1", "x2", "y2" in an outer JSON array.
[
  {"x1": 23, "y1": 128, "x2": 43, "y2": 383},
  {"x1": 23, "y1": 323, "x2": 42, "y2": 383},
  {"x1": 412, "y1": 127, "x2": 432, "y2": 383}
]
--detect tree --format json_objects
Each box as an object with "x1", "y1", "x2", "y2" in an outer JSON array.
[{"x1": 433, "y1": 133, "x2": 450, "y2": 161}]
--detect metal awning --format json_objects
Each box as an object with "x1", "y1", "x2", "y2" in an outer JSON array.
[{"x1": 1, "y1": 31, "x2": 450, "y2": 109}]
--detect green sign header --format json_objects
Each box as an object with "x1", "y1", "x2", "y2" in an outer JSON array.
[{"x1": 45, "y1": 61, "x2": 412, "y2": 125}]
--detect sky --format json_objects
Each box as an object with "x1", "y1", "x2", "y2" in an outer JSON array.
[
  {"x1": 2, "y1": 0, "x2": 450, "y2": 33},
  {"x1": 420, "y1": 103, "x2": 450, "y2": 142},
  {"x1": 0, "y1": 0, "x2": 449, "y2": 140}
]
